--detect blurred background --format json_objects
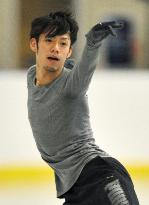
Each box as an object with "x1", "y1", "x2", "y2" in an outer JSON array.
[{"x1": 0, "y1": 0, "x2": 149, "y2": 204}]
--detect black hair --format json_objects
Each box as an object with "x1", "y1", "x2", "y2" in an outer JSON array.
[{"x1": 30, "y1": 11, "x2": 79, "y2": 45}]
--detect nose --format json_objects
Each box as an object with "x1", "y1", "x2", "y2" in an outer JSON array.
[{"x1": 50, "y1": 42, "x2": 59, "y2": 54}]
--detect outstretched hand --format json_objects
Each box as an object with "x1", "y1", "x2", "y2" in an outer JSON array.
[
  {"x1": 93, "y1": 21, "x2": 124, "y2": 37},
  {"x1": 86, "y1": 21, "x2": 124, "y2": 46}
]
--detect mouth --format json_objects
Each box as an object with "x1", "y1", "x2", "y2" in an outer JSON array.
[{"x1": 47, "y1": 56, "x2": 60, "y2": 61}]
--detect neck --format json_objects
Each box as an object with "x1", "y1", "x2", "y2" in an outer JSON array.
[{"x1": 35, "y1": 65, "x2": 63, "y2": 86}]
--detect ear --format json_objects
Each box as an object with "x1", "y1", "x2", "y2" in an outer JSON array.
[
  {"x1": 30, "y1": 38, "x2": 38, "y2": 53},
  {"x1": 66, "y1": 47, "x2": 72, "y2": 58}
]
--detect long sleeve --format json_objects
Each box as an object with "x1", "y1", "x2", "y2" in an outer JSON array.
[{"x1": 64, "y1": 42, "x2": 101, "y2": 97}]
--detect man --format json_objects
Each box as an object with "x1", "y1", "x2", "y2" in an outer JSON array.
[{"x1": 27, "y1": 11, "x2": 139, "y2": 204}]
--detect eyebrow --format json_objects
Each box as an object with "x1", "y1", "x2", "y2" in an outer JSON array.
[
  {"x1": 45, "y1": 36, "x2": 70, "y2": 41},
  {"x1": 59, "y1": 37, "x2": 70, "y2": 40}
]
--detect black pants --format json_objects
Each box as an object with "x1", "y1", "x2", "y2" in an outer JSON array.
[{"x1": 62, "y1": 156, "x2": 139, "y2": 205}]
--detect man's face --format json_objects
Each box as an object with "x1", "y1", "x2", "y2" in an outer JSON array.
[{"x1": 30, "y1": 33, "x2": 72, "y2": 73}]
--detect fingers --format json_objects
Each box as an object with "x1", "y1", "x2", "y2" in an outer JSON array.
[
  {"x1": 86, "y1": 20, "x2": 124, "y2": 45},
  {"x1": 98, "y1": 21, "x2": 124, "y2": 38},
  {"x1": 111, "y1": 22, "x2": 124, "y2": 29},
  {"x1": 108, "y1": 25, "x2": 117, "y2": 37},
  {"x1": 100, "y1": 21, "x2": 124, "y2": 29},
  {"x1": 64, "y1": 59, "x2": 75, "y2": 70}
]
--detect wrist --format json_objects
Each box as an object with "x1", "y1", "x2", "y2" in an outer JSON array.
[{"x1": 85, "y1": 33, "x2": 102, "y2": 48}]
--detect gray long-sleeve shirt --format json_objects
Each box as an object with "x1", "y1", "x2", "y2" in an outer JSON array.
[{"x1": 27, "y1": 42, "x2": 110, "y2": 197}]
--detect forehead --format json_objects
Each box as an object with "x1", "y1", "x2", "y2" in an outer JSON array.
[{"x1": 40, "y1": 33, "x2": 71, "y2": 41}]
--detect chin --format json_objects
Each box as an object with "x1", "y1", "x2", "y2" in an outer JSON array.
[
  {"x1": 44, "y1": 66, "x2": 58, "y2": 72},
  {"x1": 48, "y1": 67, "x2": 58, "y2": 72}
]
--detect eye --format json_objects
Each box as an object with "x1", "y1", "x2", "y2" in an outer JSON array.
[
  {"x1": 45, "y1": 38, "x2": 52, "y2": 42},
  {"x1": 60, "y1": 42, "x2": 67, "y2": 46}
]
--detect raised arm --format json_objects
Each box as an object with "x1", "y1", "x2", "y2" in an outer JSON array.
[{"x1": 64, "y1": 21, "x2": 123, "y2": 97}]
